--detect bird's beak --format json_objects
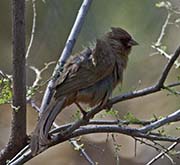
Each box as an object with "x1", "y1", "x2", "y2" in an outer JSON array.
[{"x1": 128, "y1": 39, "x2": 139, "y2": 46}]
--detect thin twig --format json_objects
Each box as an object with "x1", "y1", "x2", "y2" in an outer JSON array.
[
  {"x1": 134, "y1": 137, "x2": 175, "y2": 163},
  {"x1": 29, "y1": 61, "x2": 56, "y2": 88},
  {"x1": 156, "y1": 46, "x2": 180, "y2": 87},
  {"x1": 52, "y1": 123, "x2": 95, "y2": 165},
  {"x1": 146, "y1": 141, "x2": 179, "y2": 165},
  {"x1": 155, "y1": 12, "x2": 171, "y2": 46},
  {"x1": 151, "y1": 8, "x2": 180, "y2": 67},
  {"x1": 26, "y1": 0, "x2": 36, "y2": 59},
  {"x1": 151, "y1": 45, "x2": 180, "y2": 68},
  {"x1": 134, "y1": 137, "x2": 161, "y2": 152},
  {"x1": 0, "y1": 70, "x2": 12, "y2": 80},
  {"x1": 69, "y1": 139, "x2": 95, "y2": 165}
]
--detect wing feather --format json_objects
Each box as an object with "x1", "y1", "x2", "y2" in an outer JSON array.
[{"x1": 55, "y1": 39, "x2": 115, "y2": 98}]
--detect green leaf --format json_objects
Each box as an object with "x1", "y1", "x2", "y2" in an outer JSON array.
[
  {"x1": 123, "y1": 112, "x2": 140, "y2": 123},
  {"x1": 175, "y1": 19, "x2": 180, "y2": 23},
  {"x1": 160, "y1": 45, "x2": 167, "y2": 51},
  {"x1": 156, "y1": 1, "x2": 166, "y2": 8},
  {"x1": 155, "y1": 1, "x2": 172, "y2": 9},
  {"x1": 0, "y1": 78, "x2": 12, "y2": 104},
  {"x1": 72, "y1": 110, "x2": 81, "y2": 120},
  {"x1": 74, "y1": 143, "x2": 84, "y2": 151},
  {"x1": 163, "y1": 86, "x2": 179, "y2": 96},
  {"x1": 106, "y1": 108, "x2": 119, "y2": 117}
]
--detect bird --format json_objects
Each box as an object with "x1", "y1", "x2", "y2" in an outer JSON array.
[{"x1": 30, "y1": 27, "x2": 138, "y2": 155}]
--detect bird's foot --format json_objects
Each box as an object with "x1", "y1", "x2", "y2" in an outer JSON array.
[
  {"x1": 75, "y1": 102, "x2": 87, "y2": 118},
  {"x1": 104, "y1": 103, "x2": 112, "y2": 111}
]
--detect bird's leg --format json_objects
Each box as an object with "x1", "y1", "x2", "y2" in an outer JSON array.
[
  {"x1": 104, "y1": 100, "x2": 112, "y2": 111},
  {"x1": 99, "y1": 91, "x2": 112, "y2": 111},
  {"x1": 75, "y1": 102, "x2": 87, "y2": 117}
]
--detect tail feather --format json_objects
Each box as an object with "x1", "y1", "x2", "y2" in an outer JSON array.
[{"x1": 30, "y1": 97, "x2": 66, "y2": 155}]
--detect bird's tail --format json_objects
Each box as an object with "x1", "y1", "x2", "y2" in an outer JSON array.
[{"x1": 30, "y1": 97, "x2": 66, "y2": 155}]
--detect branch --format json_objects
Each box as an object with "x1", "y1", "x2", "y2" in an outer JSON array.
[
  {"x1": 0, "y1": 0, "x2": 27, "y2": 164},
  {"x1": 20, "y1": 101, "x2": 95, "y2": 165},
  {"x1": 146, "y1": 141, "x2": 179, "y2": 165},
  {"x1": 39, "y1": 0, "x2": 93, "y2": 113},
  {"x1": 28, "y1": 61, "x2": 55, "y2": 87},
  {"x1": 69, "y1": 139, "x2": 95, "y2": 165},
  {"x1": 9, "y1": 126, "x2": 180, "y2": 165},
  {"x1": 52, "y1": 123, "x2": 95, "y2": 165},
  {"x1": 134, "y1": 138, "x2": 175, "y2": 164},
  {"x1": 156, "y1": 46, "x2": 180, "y2": 87},
  {"x1": 26, "y1": 0, "x2": 37, "y2": 59},
  {"x1": 111, "y1": 46, "x2": 180, "y2": 106},
  {"x1": 0, "y1": 70, "x2": 12, "y2": 80},
  {"x1": 155, "y1": 11, "x2": 171, "y2": 47},
  {"x1": 50, "y1": 119, "x2": 156, "y2": 135},
  {"x1": 139, "y1": 109, "x2": 180, "y2": 133},
  {"x1": 151, "y1": 4, "x2": 180, "y2": 67}
]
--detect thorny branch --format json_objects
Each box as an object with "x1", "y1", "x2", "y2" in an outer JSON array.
[
  {"x1": 8, "y1": 45, "x2": 180, "y2": 165},
  {"x1": 151, "y1": 1, "x2": 180, "y2": 67},
  {"x1": 146, "y1": 141, "x2": 179, "y2": 165},
  {"x1": 133, "y1": 138, "x2": 175, "y2": 164}
]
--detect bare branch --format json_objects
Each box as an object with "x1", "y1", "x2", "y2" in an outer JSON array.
[
  {"x1": 151, "y1": 5, "x2": 180, "y2": 67},
  {"x1": 26, "y1": 0, "x2": 37, "y2": 59},
  {"x1": 151, "y1": 45, "x2": 180, "y2": 68},
  {"x1": 8, "y1": 122, "x2": 180, "y2": 164},
  {"x1": 156, "y1": 46, "x2": 180, "y2": 87},
  {"x1": 52, "y1": 125, "x2": 180, "y2": 143},
  {"x1": 40, "y1": 0, "x2": 93, "y2": 113},
  {"x1": 52, "y1": 123, "x2": 95, "y2": 165},
  {"x1": 139, "y1": 109, "x2": 180, "y2": 133},
  {"x1": 27, "y1": 101, "x2": 95, "y2": 165},
  {"x1": 0, "y1": 70, "x2": 12, "y2": 80},
  {"x1": 0, "y1": 0, "x2": 27, "y2": 164},
  {"x1": 69, "y1": 139, "x2": 95, "y2": 165},
  {"x1": 167, "y1": 81, "x2": 180, "y2": 88},
  {"x1": 146, "y1": 141, "x2": 179, "y2": 165},
  {"x1": 133, "y1": 137, "x2": 161, "y2": 152},
  {"x1": 50, "y1": 119, "x2": 156, "y2": 135},
  {"x1": 29, "y1": 61, "x2": 56, "y2": 89},
  {"x1": 155, "y1": 12, "x2": 171, "y2": 47}
]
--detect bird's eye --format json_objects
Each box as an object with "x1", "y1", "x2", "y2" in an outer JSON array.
[{"x1": 120, "y1": 38, "x2": 130, "y2": 47}]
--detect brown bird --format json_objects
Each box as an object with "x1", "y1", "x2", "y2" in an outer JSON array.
[{"x1": 31, "y1": 27, "x2": 138, "y2": 154}]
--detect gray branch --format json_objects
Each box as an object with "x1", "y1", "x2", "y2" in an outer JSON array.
[
  {"x1": 40, "y1": 0, "x2": 93, "y2": 113},
  {"x1": 146, "y1": 141, "x2": 179, "y2": 165}
]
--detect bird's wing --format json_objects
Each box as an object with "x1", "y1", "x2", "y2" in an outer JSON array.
[{"x1": 55, "y1": 39, "x2": 116, "y2": 98}]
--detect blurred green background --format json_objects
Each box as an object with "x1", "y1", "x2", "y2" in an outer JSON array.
[{"x1": 0, "y1": 0, "x2": 180, "y2": 164}]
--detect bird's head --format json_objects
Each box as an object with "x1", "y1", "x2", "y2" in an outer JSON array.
[{"x1": 106, "y1": 27, "x2": 138, "y2": 56}]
